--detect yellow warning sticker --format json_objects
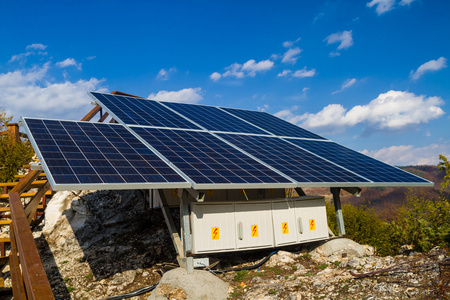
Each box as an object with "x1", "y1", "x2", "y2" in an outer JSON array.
[
  {"x1": 207, "y1": 190, "x2": 214, "y2": 196},
  {"x1": 211, "y1": 227, "x2": 219, "y2": 240},
  {"x1": 282, "y1": 222, "x2": 289, "y2": 234},
  {"x1": 251, "y1": 225, "x2": 259, "y2": 237},
  {"x1": 172, "y1": 189, "x2": 178, "y2": 198},
  {"x1": 309, "y1": 219, "x2": 316, "y2": 231}
]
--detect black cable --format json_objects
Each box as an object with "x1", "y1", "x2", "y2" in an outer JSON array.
[
  {"x1": 212, "y1": 250, "x2": 278, "y2": 274},
  {"x1": 96, "y1": 250, "x2": 278, "y2": 300},
  {"x1": 98, "y1": 282, "x2": 159, "y2": 300}
]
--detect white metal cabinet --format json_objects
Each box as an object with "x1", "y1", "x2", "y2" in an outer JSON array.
[
  {"x1": 190, "y1": 203, "x2": 236, "y2": 253},
  {"x1": 235, "y1": 202, "x2": 274, "y2": 249},
  {"x1": 271, "y1": 200, "x2": 297, "y2": 246},
  {"x1": 294, "y1": 198, "x2": 328, "y2": 242}
]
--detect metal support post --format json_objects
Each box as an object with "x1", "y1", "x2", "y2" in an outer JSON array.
[
  {"x1": 157, "y1": 190, "x2": 183, "y2": 257},
  {"x1": 295, "y1": 187, "x2": 306, "y2": 197},
  {"x1": 179, "y1": 189, "x2": 194, "y2": 273},
  {"x1": 330, "y1": 187, "x2": 345, "y2": 236}
]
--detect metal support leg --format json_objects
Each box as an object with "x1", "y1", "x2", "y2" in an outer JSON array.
[
  {"x1": 295, "y1": 187, "x2": 306, "y2": 197},
  {"x1": 179, "y1": 189, "x2": 194, "y2": 273},
  {"x1": 157, "y1": 190, "x2": 183, "y2": 257},
  {"x1": 330, "y1": 187, "x2": 345, "y2": 236}
]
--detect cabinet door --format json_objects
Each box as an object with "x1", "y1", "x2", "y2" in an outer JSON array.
[
  {"x1": 294, "y1": 198, "x2": 328, "y2": 242},
  {"x1": 272, "y1": 200, "x2": 297, "y2": 246},
  {"x1": 190, "y1": 203, "x2": 236, "y2": 253},
  {"x1": 235, "y1": 202, "x2": 274, "y2": 249}
]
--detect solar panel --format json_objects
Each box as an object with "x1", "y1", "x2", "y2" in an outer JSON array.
[
  {"x1": 218, "y1": 133, "x2": 369, "y2": 186},
  {"x1": 286, "y1": 139, "x2": 432, "y2": 185},
  {"x1": 221, "y1": 107, "x2": 326, "y2": 140},
  {"x1": 161, "y1": 101, "x2": 269, "y2": 134},
  {"x1": 130, "y1": 127, "x2": 294, "y2": 189},
  {"x1": 22, "y1": 118, "x2": 190, "y2": 190},
  {"x1": 89, "y1": 92, "x2": 201, "y2": 130}
]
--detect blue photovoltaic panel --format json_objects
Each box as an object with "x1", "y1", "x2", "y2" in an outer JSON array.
[
  {"x1": 162, "y1": 101, "x2": 268, "y2": 134},
  {"x1": 287, "y1": 139, "x2": 431, "y2": 183},
  {"x1": 222, "y1": 107, "x2": 326, "y2": 140},
  {"x1": 218, "y1": 133, "x2": 368, "y2": 184},
  {"x1": 131, "y1": 127, "x2": 292, "y2": 187},
  {"x1": 23, "y1": 118, "x2": 188, "y2": 189},
  {"x1": 90, "y1": 92, "x2": 201, "y2": 130}
]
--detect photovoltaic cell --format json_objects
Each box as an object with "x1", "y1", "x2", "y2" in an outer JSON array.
[
  {"x1": 222, "y1": 107, "x2": 326, "y2": 140},
  {"x1": 131, "y1": 127, "x2": 292, "y2": 186},
  {"x1": 23, "y1": 118, "x2": 188, "y2": 189},
  {"x1": 218, "y1": 133, "x2": 368, "y2": 184},
  {"x1": 161, "y1": 101, "x2": 268, "y2": 134},
  {"x1": 90, "y1": 92, "x2": 201, "y2": 130},
  {"x1": 286, "y1": 139, "x2": 430, "y2": 183}
]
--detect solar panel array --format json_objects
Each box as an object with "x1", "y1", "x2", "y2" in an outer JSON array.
[{"x1": 21, "y1": 92, "x2": 432, "y2": 191}]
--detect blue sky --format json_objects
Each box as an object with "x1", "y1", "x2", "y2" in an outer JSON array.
[{"x1": 0, "y1": 0, "x2": 449, "y2": 166}]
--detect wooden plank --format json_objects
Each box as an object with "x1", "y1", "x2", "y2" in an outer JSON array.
[
  {"x1": 25, "y1": 182, "x2": 50, "y2": 224},
  {"x1": 0, "y1": 238, "x2": 10, "y2": 243},
  {"x1": 0, "y1": 180, "x2": 48, "y2": 188},
  {"x1": 14, "y1": 172, "x2": 46, "y2": 179},
  {"x1": 0, "y1": 191, "x2": 53, "y2": 200},
  {"x1": 98, "y1": 111, "x2": 109, "y2": 122},
  {"x1": 11, "y1": 170, "x2": 42, "y2": 194},
  {"x1": 110, "y1": 91, "x2": 144, "y2": 98},
  {"x1": 0, "y1": 220, "x2": 12, "y2": 225},
  {"x1": 9, "y1": 192, "x2": 54, "y2": 299},
  {"x1": 81, "y1": 105, "x2": 101, "y2": 122},
  {"x1": 9, "y1": 228, "x2": 26, "y2": 300}
]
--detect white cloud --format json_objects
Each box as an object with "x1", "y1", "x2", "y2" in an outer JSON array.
[
  {"x1": 367, "y1": 0, "x2": 396, "y2": 15},
  {"x1": 410, "y1": 57, "x2": 447, "y2": 80},
  {"x1": 148, "y1": 88, "x2": 203, "y2": 104},
  {"x1": 26, "y1": 43, "x2": 47, "y2": 50},
  {"x1": 400, "y1": 0, "x2": 415, "y2": 6},
  {"x1": 332, "y1": 78, "x2": 358, "y2": 94},
  {"x1": 0, "y1": 63, "x2": 106, "y2": 121},
  {"x1": 277, "y1": 67, "x2": 316, "y2": 78},
  {"x1": 282, "y1": 37, "x2": 301, "y2": 48},
  {"x1": 277, "y1": 70, "x2": 292, "y2": 77},
  {"x1": 361, "y1": 143, "x2": 450, "y2": 166},
  {"x1": 9, "y1": 44, "x2": 48, "y2": 63},
  {"x1": 276, "y1": 90, "x2": 445, "y2": 135},
  {"x1": 293, "y1": 67, "x2": 316, "y2": 78},
  {"x1": 210, "y1": 72, "x2": 222, "y2": 82},
  {"x1": 156, "y1": 67, "x2": 177, "y2": 80},
  {"x1": 324, "y1": 30, "x2": 353, "y2": 55},
  {"x1": 56, "y1": 58, "x2": 82, "y2": 70},
  {"x1": 210, "y1": 59, "x2": 274, "y2": 81},
  {"x1": 281, "y1": 47, "x2": 302, "y2": 64}
]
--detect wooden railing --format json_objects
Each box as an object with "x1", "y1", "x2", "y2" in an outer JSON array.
[{"x1": 7, "y1": 170, "x2": 54, "y2": 299}]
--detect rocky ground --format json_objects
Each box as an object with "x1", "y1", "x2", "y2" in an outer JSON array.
[{"x1": 2, "y1": 190, "x2": 447, "y2": 299}]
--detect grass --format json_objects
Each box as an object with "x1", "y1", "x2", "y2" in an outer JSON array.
[
  {"x1": 67, "y1": 286, "x2": 75, "y2": 293},
  {"x1": 84, "y1": 273, "x2": 93, "y2": 279},
  {"x1": 318, "y1": 263, "x2": 328, "y2": 270},
  {"x1": 233, "y1": 270, "x2": 249, "y2": 282}
]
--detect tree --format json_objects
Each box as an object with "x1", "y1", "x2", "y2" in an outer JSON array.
[
  {"x1": 0, "y1": 107, "x2": 34, "y2": 182},
  {"x1": 438, "y1": 154, "x2": 450, "y2": 189}
]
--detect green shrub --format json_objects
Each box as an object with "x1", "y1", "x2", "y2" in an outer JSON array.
[{"x1": 326, "y1": 202, "x2": 399, "y2": 256}]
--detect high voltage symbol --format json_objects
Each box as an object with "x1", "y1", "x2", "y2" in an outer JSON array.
[
  {"x1": 211, "y1": 227, "x2": 219, "y2": 240},
  {"x1": 309, "y1": 219, "x2": 316, "y2": 231},
  {"x1": 282, "y1": 222, "x2": 289, "y2": 234},
  {"x1": 251, "y1": 225, "x2": 258, "y2": 237}
]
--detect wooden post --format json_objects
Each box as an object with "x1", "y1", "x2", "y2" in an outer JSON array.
[
  {"x1": 330, "y1": 187, "x2": 345, "y2": 236},
  {"x1": 7, "y1": 123, "x2": 19, "y2": 144}
]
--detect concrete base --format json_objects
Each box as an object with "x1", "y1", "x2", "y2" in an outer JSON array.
[
  {"x1": 321, "y1": 238, "x2": 365, "y2": 257},
  {"x1": 148, "y1": 268, "x2": 229, "y2": 300}
]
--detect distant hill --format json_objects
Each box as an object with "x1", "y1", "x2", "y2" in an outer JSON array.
[{"x1": 303, "y1": 165, "x2": 449, "y2": 221}]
